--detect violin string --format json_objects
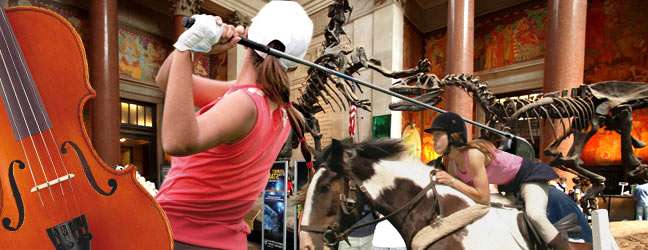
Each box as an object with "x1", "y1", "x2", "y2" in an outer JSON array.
[
  {"x1": 0, "y1": 25, "x2": 45, "y2": 205},
  {"x1": 0, "y1": 56, "x2": 52, "y2": 250},
  {"x1": 2, "y1": 25, "x2": 67, "y2": 198},
  {"x1": 9, "y1": 20, "x2": 83, "y2": 216},
  {"x1": 0, "y1": 68, "x2": 53, "y2": 250},
  {"x1": 0, "y1": 11, "x2": 68, "y2": 225},
  {"x1": 1, "y1": 11, "x2": 83, "y2": 223}
]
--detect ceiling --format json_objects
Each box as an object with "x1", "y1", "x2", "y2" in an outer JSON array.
[{"x1": 110, "y1": 0, "x2": 534, "y2": 35}]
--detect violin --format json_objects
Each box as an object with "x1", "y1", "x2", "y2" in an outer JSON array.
[{"x1": 0, "y1": 7, "x2": 172, "y2": 249}]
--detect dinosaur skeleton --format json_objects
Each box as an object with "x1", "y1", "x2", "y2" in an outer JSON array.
[
  {"x1": 289, "y1": 0, "x2": 429, "y2": 151},
  {"x1": 390, "y1": 71, "x2": 648, "y2": 212}
]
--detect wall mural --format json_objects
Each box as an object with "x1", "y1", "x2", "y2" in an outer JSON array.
[
  {"x1": 473, "y1": 2, "x2": 546, "y2": 71},
  {"x1": 581, "y1": 0, "x2": 648, "y2": 166},
  {"x1": 118, "y1": 28, "x2": 171, "y2": 81},
  {"x1": 403, "y1": 18, "x2": 424, "y2": 72},
  {"x1": 210, "y1": 52, "x2": 228, "y2": 81},
  {"x1": 584, "y1": 0, "x2": 648, "y2": 84},
  {"x1": 192, "y1": 54, "x2": 210, "y2": 78},
  {"x1": 423, "y1": 32, "x2": 446, "y2": 77}
]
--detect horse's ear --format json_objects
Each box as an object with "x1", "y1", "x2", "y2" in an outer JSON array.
[{"x1": 328, "y1": 139, "x2": 344, "y2": 173}]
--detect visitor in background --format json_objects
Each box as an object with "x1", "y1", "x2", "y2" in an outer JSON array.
[
  {"x1": 555, "y1": 177, "x2": 567, "y2": 193},
  {"x1": 633, "y1": 182, "x2": 648, "y2": 220},
  {"x1": 569, "y1": 177, "x2": 582, "y2": 202}
]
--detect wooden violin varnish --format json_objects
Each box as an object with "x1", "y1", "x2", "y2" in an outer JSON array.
[{"x1": 0, "y1": 6, "x2": 172, "y2": 250}]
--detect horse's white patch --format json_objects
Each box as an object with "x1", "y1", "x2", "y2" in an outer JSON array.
[
  {"x1": 363, "y1": 155, "x2": 471, "y2": 201},
  {"x1": 302, "y1": 168, "x2": 326, "y2": 225}
]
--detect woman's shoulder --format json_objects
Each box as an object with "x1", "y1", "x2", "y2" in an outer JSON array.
[
  {"x1": 463, "y1": 148, "x2": 488, "y2": 168},
  {"x1": 465, "y1": 147, "x2": 487, "y2": 159}
]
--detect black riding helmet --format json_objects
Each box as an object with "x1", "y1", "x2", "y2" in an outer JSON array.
[{"x1": 425, "y1": 112, "x2": 468, "y2": 154}]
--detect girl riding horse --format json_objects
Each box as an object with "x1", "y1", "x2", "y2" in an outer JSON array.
[
  {"x1": 428, "y1": 112, "x2": 568, "y2": 250},
  {"x1": 299, "y1": 138, "x2": 535, "y2": 249}
]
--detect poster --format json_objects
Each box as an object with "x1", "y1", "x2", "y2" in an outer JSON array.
[{"x1": 262, "y1": 161, "x2": 287, "y2": 250}]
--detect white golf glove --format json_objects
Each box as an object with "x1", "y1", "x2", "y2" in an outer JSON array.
[{"x1": 173, "y1": 14, "x2": 223, "y2": 53}]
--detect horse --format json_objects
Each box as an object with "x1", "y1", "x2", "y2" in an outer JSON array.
[{"x1": 298, "y1": 138, "x2": 587, "y2": 250}]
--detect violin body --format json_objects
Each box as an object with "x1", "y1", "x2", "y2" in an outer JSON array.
[{"x1": 0, "y1": 7, "x2": 172, "y2": 249}]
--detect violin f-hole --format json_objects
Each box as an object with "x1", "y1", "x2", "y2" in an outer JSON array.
[
  {"x1": 2, "y1": 160, "x2": 25, "y2": 231},
  {"x1": 61, "y1": 141, "x2": 117, "y2": 196}
]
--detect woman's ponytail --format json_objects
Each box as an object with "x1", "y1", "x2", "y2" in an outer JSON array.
[{"x1": 254, "y1": 41, "x2": 312, "y2": 168}]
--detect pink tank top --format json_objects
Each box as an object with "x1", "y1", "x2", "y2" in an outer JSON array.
[
  {"x1": 156, "y1": 84, "x2": 290, "y2": 249},
  {"x1": 452, "y1": 149, "x2": 523, "y2": 186}
]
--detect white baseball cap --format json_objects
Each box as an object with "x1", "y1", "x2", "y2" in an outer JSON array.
[{"x1": 248, "y1": 1, "x2": 313, "y2": 70}]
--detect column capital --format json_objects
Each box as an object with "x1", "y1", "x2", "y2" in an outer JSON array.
[
  {"x1": 392, "y1": 0, "x2": 407, "y2": 10},
  {"x1": 374, "y1": 0, "x2": 407, "y2": 10},
  {"x1": 227, "y1": 10, "x2": 251, "y2": 27},
  {"x1": 169, "y1": 0, "x2": 203, "y2": 17}
]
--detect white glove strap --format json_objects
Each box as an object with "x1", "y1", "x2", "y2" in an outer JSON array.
[{"x1": 173, "y1": 14, "x2": 223, "y2": 53}]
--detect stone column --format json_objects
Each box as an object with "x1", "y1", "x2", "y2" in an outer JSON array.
[
  {"x1": 89, "y1": 0, "x2": 119, "y2": 167},
  {"x1": 227, "y1": 11, "x2": 251, "y2": 81},
  {"x1": 371, "y1": 4, "x2": 404, "y2": 139},
  {"x1": 169, "y1": 0, "x2": 203, "y2": 40},
  {"x1": 540, "y1": 0, "x2": 587, "y2": 163},
  {"x1": 445, "y1": 0, "x2": 474, "y2": 140}
]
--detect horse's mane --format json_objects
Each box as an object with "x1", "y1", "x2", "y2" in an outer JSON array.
[
  {"x1": 353, "y1": 138, "x2": 406, "y2": 162},
  {"x1": 294, "y1": 138, "x2": 406, "y2": 205}
]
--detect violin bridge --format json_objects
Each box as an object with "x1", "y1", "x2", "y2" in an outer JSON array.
[{"x1": 31, "y1": 174, "x2": 75, "y2": 192}]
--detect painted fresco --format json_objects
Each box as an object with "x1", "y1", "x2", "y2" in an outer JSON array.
[
  {"x1": 9, "y1": 0, "x2": 89, "y2": 42},
  {"x1": 210, "y1": 52, "x2": 228, "y2": 81},
  {"x1": 584, "y1": 0, "x2": 648, "y2": 84},
  {"x1": 422, "y1": 3, "x2": 547, "y2": 73},
  {"x1": 192, "y1": 54, "x2": 210, "y2": 78},
  {"x1": 118, "y1": 28, "x2": 170, "y2": 81},
  {"x1": 403, "y1": 18, "x2": 424, "y2": 69},
  {"x1": 424, "y1": 32, "x2": 446, "y2": 77},
  {"x1": 473, "y1": 3, "x2": 547, "y2": 71},
  {"x1": 581, "y1": 0, "x2": 648, "y2": 166}
]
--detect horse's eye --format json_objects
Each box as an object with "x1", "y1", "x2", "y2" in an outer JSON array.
[{"x1": 319, "y1": 184, "x2": 330, "y2": 193}]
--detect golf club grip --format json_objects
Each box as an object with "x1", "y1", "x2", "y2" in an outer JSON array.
[{"x1": 181, "y1": 17, "x2": 269, "y2": 54}]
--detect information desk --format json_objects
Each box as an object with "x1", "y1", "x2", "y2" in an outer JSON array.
[{"x1": 597, "y1": 195, "x2": 636, "y2": 221}]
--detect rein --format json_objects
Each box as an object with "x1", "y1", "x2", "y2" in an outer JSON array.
[{"x1": 301, "y1": 169, "x2": 443, "y2": 247}]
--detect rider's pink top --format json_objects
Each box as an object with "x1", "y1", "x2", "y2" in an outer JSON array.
[
  {"x1": 156, "y1": 84, "x2": 290, "y2": 249},
  {"x1": 452, "y1": 149, "x2": 523, "y2": 186}
]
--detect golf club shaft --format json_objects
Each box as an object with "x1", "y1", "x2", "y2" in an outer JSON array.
[{"x1": 181, "y1": 17, "x2": 530, "y2": 146}]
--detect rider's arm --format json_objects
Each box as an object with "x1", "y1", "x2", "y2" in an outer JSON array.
[{"x1": 451, "y1": 149, "x2": 491, "y2": 205}]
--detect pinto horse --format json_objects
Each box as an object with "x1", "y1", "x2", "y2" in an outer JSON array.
[{"x1": 298, "y1": 138, "x2": 586, "y2": 250}]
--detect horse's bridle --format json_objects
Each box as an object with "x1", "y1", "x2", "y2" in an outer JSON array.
[{"x1": 301, "y1": 166, "x2": 443, "y2": 247}]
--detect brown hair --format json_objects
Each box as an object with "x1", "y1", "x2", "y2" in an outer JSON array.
[
  {"x1": 450, "y1": 132, "x2": 496, "y2": 164},
  {"x1": 251, "y1": 41, "x2": 312, "y2": 164}
]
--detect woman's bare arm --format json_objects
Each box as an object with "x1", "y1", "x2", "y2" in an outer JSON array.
[
  {"x1": 161, "y1": 51, "x2": 256, "y2": 156},
  {"x1": 156, "y1": 50, "x2": 235, "y2": 108},
  {"x1": 448, "y1": 149, "x2": 491, "y2": 204}
]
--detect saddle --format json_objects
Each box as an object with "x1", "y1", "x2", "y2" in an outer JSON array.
[
  {"x1": 517, "y1": 212, "x2": 581, "y2": 250},
  {"x1": 491, "y1": 194, "x2": 582, "y2": 250}
]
